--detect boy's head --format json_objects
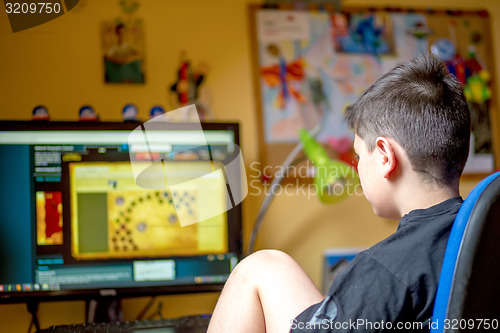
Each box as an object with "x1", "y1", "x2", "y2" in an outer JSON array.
[{"x1": 344, "y1": 53, "x2": 471, "y2": 187}]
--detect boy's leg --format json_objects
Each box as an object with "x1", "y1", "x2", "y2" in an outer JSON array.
[{"x1": 207, "y1": 250, "x2": 324, "y2": 333}]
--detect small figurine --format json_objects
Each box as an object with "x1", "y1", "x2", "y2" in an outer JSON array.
[
  {"x1": 122, "y1": 103, "x2": 139, "y2": 122},
  {"x1": 79, "y1": 105, "x2": 99, "y2": 121},
  {"x1": 170, "y1": 51, "x2": 205, "y2": 106},
  {"x1": 464, "y1": 70, "x2": 491, "y2": 104},
  {"x1": 430, "y1": 38, "x2": 456, "y2": 62},
  {"x1": 447, "y1": 53, "x2": 466, "y2": 85},
  {"x1": 465, "y1": 45, "x2": 486, "y2": 77},
  {"x1": 149, "y1": 105, "x2": 165, "y2": 119},
  {"x1": 463, "y1": 46, "x2": 491, "y2": 104},
  {"x1": 32, "y1": 105, "x2": 50, "y2": 121}
]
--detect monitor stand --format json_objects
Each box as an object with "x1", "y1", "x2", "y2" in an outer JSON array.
[
  {"x1": 86, "y1": 298, "x2": 123, "y2": 323},
  {"x1": 27, "y1": 301, "x2": 41, "y2": 331}
]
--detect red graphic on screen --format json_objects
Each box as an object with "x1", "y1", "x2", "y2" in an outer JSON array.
[{"x1": 36, "y1": 191, "x2": 63, "y2": 245}]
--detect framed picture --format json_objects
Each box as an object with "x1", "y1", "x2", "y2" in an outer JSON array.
[{"x1": 101, "y1": 19, "x2": 145, "y2": 84}]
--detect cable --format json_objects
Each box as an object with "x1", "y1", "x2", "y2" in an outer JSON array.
[
  {"x1": 146, "y1": 300, "x2": 164, "y2": 320},
  {"x1": 27, "y1": 318, "x2": 34, "y2": 333},
  {"x1": 247, "y1": 123, "x2": 323, "y2": 255},
  {"x1": 135, "y1": 296, "x2": 157, "y2": 321}
]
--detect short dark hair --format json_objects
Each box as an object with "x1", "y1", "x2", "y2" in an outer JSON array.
[{"x1": 344, "y1": 53, "x2": 470, "y2": 185}]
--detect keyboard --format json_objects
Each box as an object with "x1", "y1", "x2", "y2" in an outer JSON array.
[{"x1": 37, "y1": 314, "x2": 211, "y2": 332}]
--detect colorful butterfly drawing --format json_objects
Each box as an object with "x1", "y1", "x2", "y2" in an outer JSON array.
[{"x1": 261, "y1": 57, "x2": 306, "y2": 109}]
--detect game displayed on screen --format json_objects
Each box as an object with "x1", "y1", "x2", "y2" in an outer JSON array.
[{"x1": 68, "y1": 160, "x2": 228, "y2": 260}]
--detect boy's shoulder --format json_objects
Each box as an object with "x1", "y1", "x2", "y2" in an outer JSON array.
[{"x1": 363, "y1": 196, "x2": 463, "y2": 279}]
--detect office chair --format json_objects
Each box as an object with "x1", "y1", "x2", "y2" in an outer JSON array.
[{"x1": 430, "y1": 171, "x2": 500, "y2": 332}]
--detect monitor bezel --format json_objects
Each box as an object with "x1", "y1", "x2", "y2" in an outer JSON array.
[{"x1": 0, "y1": 120, "x2": 243, "y2": 303}]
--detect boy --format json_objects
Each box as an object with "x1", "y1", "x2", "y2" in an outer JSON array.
[{"x1": 207, "y1": 53, "x2": 471, "y2": 332}]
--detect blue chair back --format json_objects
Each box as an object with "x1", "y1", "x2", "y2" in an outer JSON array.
[{"x1": 430, "y1": 171, "x2": 500, "y2": 332}]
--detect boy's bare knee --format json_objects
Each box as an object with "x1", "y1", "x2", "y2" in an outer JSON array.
[
  {"x1": 241, "y1": 249, "x2": 293, "y2": 268},
  {"x1": 220, "y1": 250, "x2": 287, "y2": 294},
  {"x1": 249, "y1": 249, "x2": 291, "y2": 260},
  {"x1": 231, "y1": 250, "x2": 298, "y2": 283}
]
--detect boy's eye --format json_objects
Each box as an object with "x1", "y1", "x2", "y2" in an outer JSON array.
[{"x1": 354, "y1": 155, "x2": 360, "y2": 160}]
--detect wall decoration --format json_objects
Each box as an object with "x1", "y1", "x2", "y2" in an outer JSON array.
[
  {"x1": 331, "y1": 12, "x2": 394, "y2": 55},
  {"x1": 250, "y1": 5, "x2": 498, "y2": 177},
  {"x1": 168, "y1": 51, "x2": 213, "y2": 121},
  {"x1": 101, "y1": 1, "x2": 145, "y2": 84},
  {"x1": 425, "y1": 12, "x2": 496, "y2": 173},
  {"x1": 170, "y1": 52, "x2": 205, "y2": 106}
]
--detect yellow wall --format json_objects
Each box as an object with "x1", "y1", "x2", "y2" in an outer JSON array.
[{"x1": 0, "y1": 0, "x2": 498, "y2": 331}]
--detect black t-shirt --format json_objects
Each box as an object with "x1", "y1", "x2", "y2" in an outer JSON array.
[{"x1": 291, "y1": 196, "x2": 463, "y2": 332}]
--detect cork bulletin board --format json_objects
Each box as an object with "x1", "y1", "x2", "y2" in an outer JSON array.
[{"x1": 249, "y1": 4, "x2": 499, "y2": 179}]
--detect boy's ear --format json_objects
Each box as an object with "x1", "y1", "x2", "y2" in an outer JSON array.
[{"x1": 375, "y1": 137, "x2": 397, "y2": 178}]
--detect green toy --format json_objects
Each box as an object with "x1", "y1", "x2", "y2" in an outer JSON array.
[{"x1": 464, "y1": 70, "x2": 491, "y2": 104}]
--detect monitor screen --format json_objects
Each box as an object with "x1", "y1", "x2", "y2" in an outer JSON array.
[{"x1": 0, "y1": 121, "x2": 243, "y2": 303}]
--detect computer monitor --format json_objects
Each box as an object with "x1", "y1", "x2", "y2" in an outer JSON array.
[{"x1": 0, "y1": 120, "x2": 243, "y2": 305}]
